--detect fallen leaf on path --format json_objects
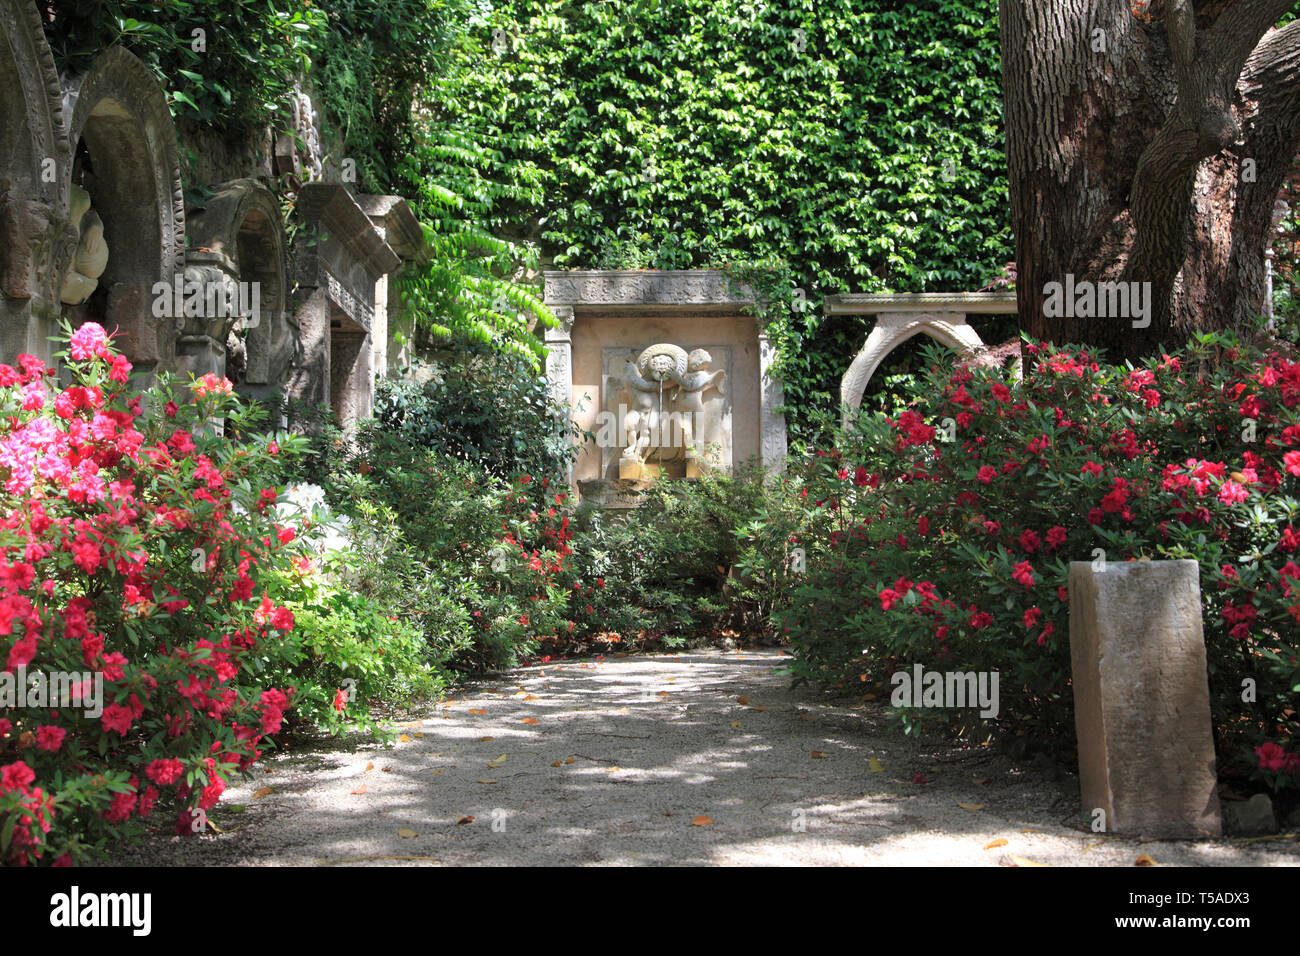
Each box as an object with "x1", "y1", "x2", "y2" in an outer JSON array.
[
  {"x1": 811, "y1": 751, "x2": 828, "y2": 759},
  {"x1": 1135, "y1": 855, "x2": 1157, "y2": 866},
  {"x1": 657, "y1": 691, "x2": 669, "y2": 697},
  {"x1": 1007, "y1": 855, "x2": 1049, "y2": 867},
  {"x1": 487, "y1": 754, "x2": 507, "y2": 767},
  {"x1": 551, "y1": 760, "x2": 563, "y2": 767},
  {"x1": 958, "y1": 803, "x2": 984, "y2": 811},
  {"x1": 692, "y1": 816, "x2": 714, "y2": 826},
  {"x1": 413, "y1": 733, "x2": 425, "y2": 739},
  {"x1": 399, "y1": 734, "x2": 413, "y2": 743},
  {"x1": 731, "y1": 721, "x2": 741, "y2": 727},
  {"x1": 1019, "y1": 828, "x2": 1040, "y2": 834},
  {"x1": 521, "y1": 717, "x2": 540, "y2": 724},
  {"x1": 381, "y1": 766, "x2": 392, "y2": 772},
  {"x1": 350, "y1": 784, "x2": 367, "y2": 795},
  {"x1": 868, "y1": 757, "x2": 885, "y2": 773},
  {"x1": 430, "y1": 770, "x2": 442, "y2": 776},
  {"x1": 984, "y1": 838, "x2": 1008, "y2": 850},
  {"x1": 753, "y1": 706, "x2": 767, "y2": 711},
  {"x1": 397, "y1": 828, "x2": 418, "y2": 839},
  {"x1": 477, "y1": 779, "x2": 498, "y2": 784},
  {"x1": 253, "y1": 787, "x2": 273, "y2": 799},
  {"x1": 364, "y1": 762, "x2": 374, "y2": 773},
  {"x1": 477, "y1": 736, "x2": 495, "y2": 742},
  {"x1": 523, "y1": 694, "x2": 538, "y2": 701},
  {"x1": 457, "y1": 816, "x2": 475, "y2": 825},
  {"x1": 736, "y1": 697, "x2": 749, "y2": 705},
  {"x1": 564, "y1": 757, "x2": 575, "y2": 764},
  {"x1": 400, "y1": 720, "x2": 422, "y2": 728},
  {"x1": 470, "y1": 708, "x2": 486, "y2": 715},
  {"x1": 608, "y1": 766, "x2": 621, "y2": 772}
]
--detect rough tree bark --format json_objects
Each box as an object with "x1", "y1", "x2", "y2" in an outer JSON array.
[{"x1": 1000, "y1": 0, "x2": 1300, "y2": 360}]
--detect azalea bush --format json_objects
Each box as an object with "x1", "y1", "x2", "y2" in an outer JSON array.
[
  {"x1": 779, "y1": 327, "x2": 1300, "y2": 794},
  {"x1": 0, "y1": 324, "x2": 318, "y2": 865}
]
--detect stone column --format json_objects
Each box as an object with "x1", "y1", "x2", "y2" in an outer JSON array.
[
  {"x1": 544, "y1": 305, "x2": 574, "y2": 411},
  {"x1": 1068, "y1": 559, "x2": 1222, "y2": 838},
  {"x1": 544, "y1": 305, "x2": 575, "y2": 487},
  {"x1": 758, "y1": 331, "x2": 787, "y2": 474}
]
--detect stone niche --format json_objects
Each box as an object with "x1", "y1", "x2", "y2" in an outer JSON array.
[
  {"x1": 543, "y1": 270, "x2": 787, "y2": 506},
  {"x1": 61, "y1": 45, "x2": 188, "y2": 384}
]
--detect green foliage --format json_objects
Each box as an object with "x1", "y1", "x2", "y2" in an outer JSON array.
[
  {"x1": 44, "y1": 0, "x2": 324, "y2": 132},
  {"x1": 566, "y1": 466, "x2": 793, "y2": 645},
  {"x1": 372, "y1": 340, "x2": 583, "y2": 482},
  {"x1": 311, "y1": 0, "x2": 464, "y2": 193},
  {"x1": 432, "y1": 0, "x2": 1014, "y2": 419}
]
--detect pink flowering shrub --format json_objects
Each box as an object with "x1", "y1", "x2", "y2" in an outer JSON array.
[
  {"x1": 780, "y1": 328, "x2": 1300, "y2": 792},
  {"x1": 0, "y1": 324, "x2": 312, "y2": 864}
]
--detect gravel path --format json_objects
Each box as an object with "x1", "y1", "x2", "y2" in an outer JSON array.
[{"x1": 113, "y1": 649, "x2": 1300, "y2": 866}]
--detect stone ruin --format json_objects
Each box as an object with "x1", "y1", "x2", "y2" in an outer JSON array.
[{"x1": 0, "y1": 0, "x2": 424, "y2": 427}]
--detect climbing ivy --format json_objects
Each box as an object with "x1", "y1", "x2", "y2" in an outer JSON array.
[
  {"x1": 44, "y1": 0, "x2": 324, "y2": 132},
  {"x1": 430, "y1": 0, "x2": 1015, "y2": 423}
]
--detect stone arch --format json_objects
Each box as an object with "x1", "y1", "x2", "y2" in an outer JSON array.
[
  {"x1": 60, "y1": 46, "x2": 185, "y2": 372},
  {"x1": 185, "y1": 179, "x2": 292, "y2": 399},
  {"x1": 0, "y1": 0, "x2": 70, "y2": 208},
  {"x1": 0, "y1": 0, "x2": 74, "y2": 360},
  {"x1": 840, "y1": 314, "x2": 985, "y2": 414}
]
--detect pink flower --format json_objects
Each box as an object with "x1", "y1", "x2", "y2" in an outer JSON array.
[
  {"x1": 1218, "y1": 480, "x2": 1248, "y2": 505},
  {"x1": 1283, "y1": 451, "x2": 1300, "y2": 477},
  {"x1": 1012, "y1": 561, "x2": 1035, "y2": 588},
  {"x1": 69, "y1": 322, "x2": 111, "y2": 361},
  {"x1": 976, "y1": 465, "x2": 996, "y2": 484}
]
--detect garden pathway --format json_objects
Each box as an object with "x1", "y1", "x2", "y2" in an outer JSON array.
[{"x1": 117, "y1": 649, "x2": 1299, "y2": 866}]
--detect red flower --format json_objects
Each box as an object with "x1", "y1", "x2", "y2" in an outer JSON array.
[
  {"x1": 35, "y1": 726, "x2": 65, "y2": 751},
  {"x1": 1255, "y1": 741, "x2": 1289, "y2": 772},
  {"x1": 1012, "y1": 561, "x2": 1035, "y2": 588},
  {"x1": 146, "y1": 758, "x2": 185, "y2": 786},
  {"x1": 101, "y1": 703, "x2": 133, "y2": 736}
]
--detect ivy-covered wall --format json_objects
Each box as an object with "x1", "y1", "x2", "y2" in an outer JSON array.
[{"x1": 433, "y1": 0, "x2": 1016, "y2": 418}]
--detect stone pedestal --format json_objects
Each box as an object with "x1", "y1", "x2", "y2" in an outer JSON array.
[{"x1": 1068, "y1": 560, "x2": 1222, "y2": 838}]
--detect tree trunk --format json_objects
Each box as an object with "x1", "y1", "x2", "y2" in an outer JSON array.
[{"x1": 1001, "y1": 0, "x2": 1300, "y2": 361}]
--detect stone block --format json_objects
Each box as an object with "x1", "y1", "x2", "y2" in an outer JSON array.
[{"x1": 1068, "y1": 559, "x2": 1222, "y2": 838}]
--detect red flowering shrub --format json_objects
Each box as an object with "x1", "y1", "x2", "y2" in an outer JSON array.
[
  {"x1": 780, "y1": 328, "x2": 1300, "y2": 792},
  {"x1": 0, "y1": 324, "x2": 310, "y2": 864}
]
